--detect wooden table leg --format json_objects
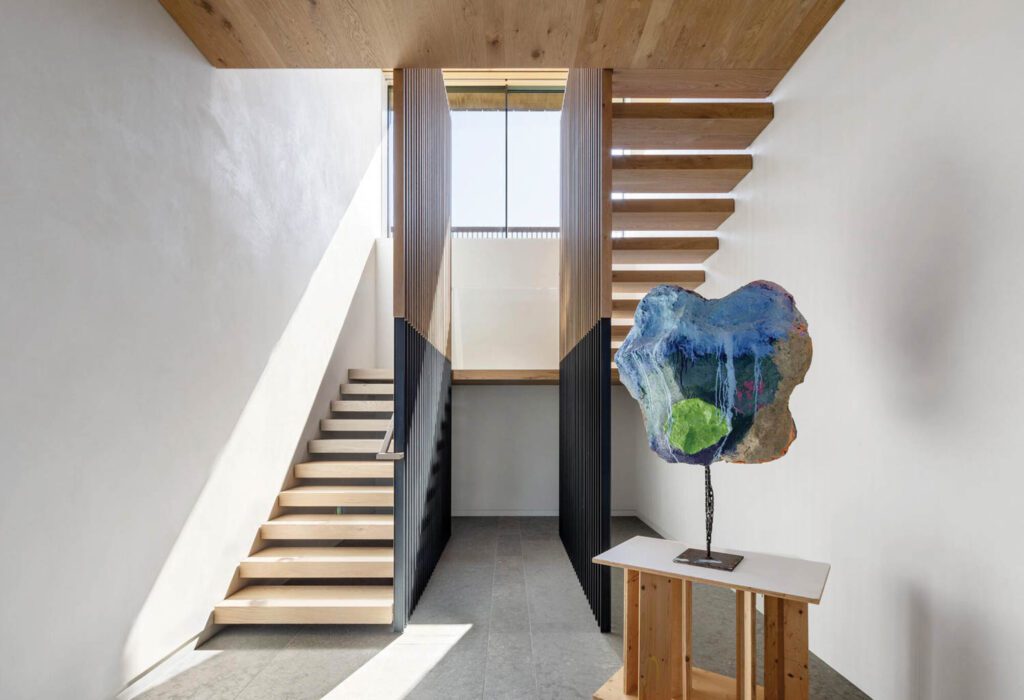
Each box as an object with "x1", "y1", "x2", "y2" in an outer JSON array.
[
  {"x1": 624, "y1": 568, "x2": 639, "y2": 695},
  {"x1": 736, "y1": 590, "x2": 756, "y2": 700},
  {"x1": 672, "y1": 579, "x2": 693, "y2": 699},
  {"x1": 638, "y1": 572, "x2": 673, "y2": 699},
  {"x1": 764, "y1": 595, "x2": 809, "y2": 700}
]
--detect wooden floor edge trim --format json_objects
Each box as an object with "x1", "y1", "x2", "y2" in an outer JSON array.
[
  {"x1": 452, "y1": 369, "x2": 624, "y2": 385},
  {"x1": 453, "y1": 369, "x2": 559, "y2": 385}
]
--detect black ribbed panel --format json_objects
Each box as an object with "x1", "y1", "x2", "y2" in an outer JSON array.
[
  {"x1": 559, "y1": 320, "x2": 612, "y2": 632},
  {"x1": 559, "y1": 68, "x2": 612, "y2": 632},
  {"x1": 393, "y1": 318, "x2": 452, "y2": 630},
  {"x1": 392, "y1": 68, "x2": 452, "y2": 632}
]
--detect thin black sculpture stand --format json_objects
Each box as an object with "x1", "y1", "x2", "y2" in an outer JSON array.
[{"x1": 673, "y1": 466, "x2": 744, "y2": 572}]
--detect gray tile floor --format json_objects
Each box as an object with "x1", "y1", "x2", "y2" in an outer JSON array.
[{"x1": 124, "y1": 517, "x2": 869, "y2": 700}]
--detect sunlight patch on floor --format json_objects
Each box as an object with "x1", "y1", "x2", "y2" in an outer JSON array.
[{"x1": 321, "y1": 624, "x2": 472, "y2": 700}]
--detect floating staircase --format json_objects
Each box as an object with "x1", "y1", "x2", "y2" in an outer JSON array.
[
  {"x1": 610, "y1": 71, "x2": 773, "y2": 365},
  {"x1": 214, "y1": 368, "x2": 397, "y2": 626}
]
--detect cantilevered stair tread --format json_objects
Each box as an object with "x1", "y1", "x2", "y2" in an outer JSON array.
[
  {"x1": 309, "y1": 439, "x2": 381, "y2": 455},
  {"x1": 320, "y1": 418, "x2": 390, "y2": 432},
  {"x1": 347, "y1": 368, "x2": 393, "y2": 382},
  {"x1": 612, "y1": 69, "x2": 784, "y2": 99},
  {"x1": 611, "y1": 236, "x2": 719, "y2": 264},
  {"x1": 279, "y1": 485, "x2": 394, "y2": 508},
  {"x1": 294, "y1": 461, "x2": 393, "y2": 480},
  {"x1": 331, "y1": 400, "x2": 394, "y2": 414},
  {"x1": 612, "y1": 269, "x2": 706, "y2": 293},
  {"x1": 612, "y1": 102, "x2": 773, "y2": 149},
  {"x1": 215, "y1": 585, "x2": 393, "y2": 625},
  {"x1": 613, "y1": 199, "x2": 734, "y2": 231},
  {"x1": 612, "y1": 297, "x2": 641, "y2": 319},
  {"x1": 261, "y1": 513, "x2": 395, "y2": 540},
  {"x1": 612, "y1": 154, "x2": 752, "y2": 193},
  {"x1": 240, "y1": 547, "x2": 393, "y2": 579},
  {"x1": 340, "y1": 383, "x2": 394, "y2": 396}
]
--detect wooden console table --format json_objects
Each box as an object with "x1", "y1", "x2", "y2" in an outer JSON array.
[{"x1": 592, "y1": 536, "x2": 830, "y2": 700}]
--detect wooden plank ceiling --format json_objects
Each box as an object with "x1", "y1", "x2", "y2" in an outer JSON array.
[{"x1": 161, "y1": 0, "x2": 843, "y2": 94}]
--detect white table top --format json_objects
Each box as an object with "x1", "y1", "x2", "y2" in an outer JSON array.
[{"x1": 593, "y1": 536, "x2": 830, "y2": 604}]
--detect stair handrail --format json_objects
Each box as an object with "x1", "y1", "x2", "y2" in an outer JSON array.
[{"x1": 377, "y1": 415, "x2": 403, "y2": 461}]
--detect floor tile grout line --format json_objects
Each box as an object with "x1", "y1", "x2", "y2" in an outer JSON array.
[
  {"x1": 478, "y1": 519, "x2": 500, "y2": 699},
  {"x1": 228, "y1": 628, "x2": 301, "y2": 700},
  {"x1": 520, "y1": 518, "x2": 541, "y2": 697}
]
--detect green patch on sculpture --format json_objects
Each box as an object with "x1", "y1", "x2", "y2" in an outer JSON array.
[{"x1": 665, "y1": 398, "x2": 730, "y2": 455}]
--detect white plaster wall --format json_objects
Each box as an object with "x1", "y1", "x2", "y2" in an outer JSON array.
[
  {"x1": 452, "y1": 239, "x2": 559, "y2": 369},
  {"x1": 628, "y1": 2, "x2": 1024, "y2": 697},
  {"x1": 0, "y1": 2, "x2": 384, "y2": 698},
  {"x1": 375, "y1": 238, "x2": 396, "y2": 368},
  {"x1": 453, "y1": 386, "x2": 639, "y2": 516}
]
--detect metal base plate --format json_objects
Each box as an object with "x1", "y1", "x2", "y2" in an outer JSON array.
[{"x1": 673, "y1": 548, "x2": 744, "y2": 572}]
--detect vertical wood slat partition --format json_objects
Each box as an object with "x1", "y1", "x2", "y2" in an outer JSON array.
[
  {"x1": 392, "y1": 68, "x2": 453, "y2": 631},
  {"x1": 559, "y1": 68, "x2": 613, "y2": 632}
]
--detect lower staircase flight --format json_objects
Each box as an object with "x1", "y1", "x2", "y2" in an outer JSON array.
[{"x1": 214, "y1": 368, "x2": 397, "y2": 625}]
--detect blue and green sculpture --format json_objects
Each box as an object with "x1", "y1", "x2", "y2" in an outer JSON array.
[{"x1": 617, "y1": 281, "x2": 812, "y2": 569}]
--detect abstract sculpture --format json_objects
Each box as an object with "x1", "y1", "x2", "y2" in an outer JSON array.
[{"x1": 617, "y1": 281, "x2": 812, "y2": 570}]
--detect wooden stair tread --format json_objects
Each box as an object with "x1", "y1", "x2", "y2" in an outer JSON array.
[
  {"x1": 612, "y1": 199, "x2": 734, "y2": 231},
  {"x1": 240, "y1": 546, "x2": 394, "y2": 579},
  {"x1": 215, "y1": 585, "x2": 394, "y2": 624},
  {"x1": 284, "y1": 485, "x2": 393, "y2": 494},
  {"x1": 221, "y1": 585, "x2": 393, "y2": 606},
  {"x1": 612, "y1": 269, "x2": 705, "y2": 293},
  {"x1": 612, "y1": 154, "x2": 751, "y2": 193},
  {"x1": 340, "y1": 383, "x2": 394, "y2": 396},
  {"x1": 294, "y1": 461, "x2": 393, "y2": 479},
  {"x1": 347, "y1": 368, "x2": 393, "y2": 382},
  {"x1": 612, "y1": 236, "x2": 718, "y2": 264},
  {"x1": 331, "y1": 400, "x2": 394, "y2": 413},
  {"x1": 268, "y1": 513, "x2": 394, "y2": 524},
  {"x1": 613, "y1": 236, "x2": 718, "y2": 250},
  {"x1": 612, "y1": 102, "x2": 773, "y2": 149},
  {"x1": 261, "y1": 513, "x2": 394, "y2": 541},
  {"x1": 309, "y1": 439, "x2": 381, "y2": 454},
  {"x1": 247, "y1": 546, "x2": 393, "y2": 563},
  {"x1": 612, "y1": 69, "x2": 784, "y2": 99},
  {"x1": 280, "y1": 485, "x2": 394, "y2": 508},
  {"x1": 612, "y1": 297, "x2": 641, "y2": 319},
  {"x1": 320, "y1": 419, "x2": 390, "y2": 432}
]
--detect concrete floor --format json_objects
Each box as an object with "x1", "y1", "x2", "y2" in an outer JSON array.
[{"x1": 122, "y1": 517, "x2": 869, "y2": 699}]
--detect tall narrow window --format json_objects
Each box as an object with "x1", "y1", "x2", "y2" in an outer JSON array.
[
  {"x1": 506, "y1": 91, "x2": 561, "y2": 236},
  {"x1": 448, "y1": 87, "x2": 563, "y2": 238},
  {"x1": 450, "y1": 89, "x2": 506, "y2": 237}
]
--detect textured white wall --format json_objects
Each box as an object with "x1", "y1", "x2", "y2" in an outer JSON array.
[
  {"x1": 628, "y1": 2, "x2": 1024, "y2": 698},
  {"x1": 452, "y1": 239, "x2": 559, "y2": 370},
  {"x1": 0, "y1": 2, "x2": 383, "y2": 698}
]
